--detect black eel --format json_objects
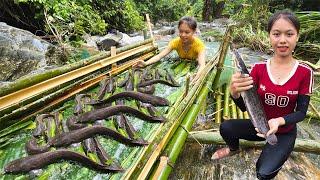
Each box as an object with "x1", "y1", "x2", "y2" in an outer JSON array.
[
  {"x1": 118, "y1": 73, "x2": 130, "y2": 88},
  {"x1": 138, "y1": 79, "x2": 180, "y2": 87},
  {"x1": 48, "y1": 126, "x2": 149, "y2": 147},
  {"x1": 33, "y1": 114, "x2": 53, "y2": 137},
  {"x1": 165, "y1": 69, "x2": 179, "y2": 86},
  {"x1": 137, "y1": 85, "x2": 155, "y2": 94},
  {"x1": 97, "y1": 78, "x2": 109, "y2": 100},
  {"x1": 53, "y1": 112, "x2": 62, "y2": 135},
  {"x1": 86, "y1": 91, "x2": 169, "y2": 107},
  {"x1": 122, "y1": 115, "x2": 138, "y2": 139},
  {"x1": 93, "y1": 138, "x2": 122, "y2": 169},
  {"x1": 25, "y1": 137, "x2": 50, "y2": 155},
  {"x1": 83, "y1": 138, "x2": 96, "y2": 154},
  {"x1": 76, "y1": 105, "x2": 166, "y2": 123},
  {"x1": 67, "y1": 116, "x2": 87, "y2": 131},
  {"x1": 4, "y1": 149, "x2": 123, "y2": 174},
  {"x1": 74, "y1": 94, "x2": 92, "y2": 115}
]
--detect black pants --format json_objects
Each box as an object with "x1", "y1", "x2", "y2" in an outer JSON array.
[{"x1": 220, "y1": 119, "x2": 297, "y2": 180}]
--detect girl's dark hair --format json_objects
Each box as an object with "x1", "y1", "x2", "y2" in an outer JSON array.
[
  {"x1": 267, "y1": 10, "x2": 300, "y2": 33},
  {"x1": 178, "y1": 16, "x2": 197, "y2": 31}
]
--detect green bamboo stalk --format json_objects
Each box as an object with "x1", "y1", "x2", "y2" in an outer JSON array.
[
  {"x1": 237, "y1": 107, "x2": 244, "y2": 119},
  {"x1": 0, "y1": 39, "x2": 154, "y2": 97},
  {"x1": 231, "y1": 100, "x2": 238, "y2": 119},
  {"x1": 222, "y1": 84, "x2": 230, "y2": 120},
  {"x1": 244, "y1": 111, "x2": 250, "y2": 119},
  {"x1": 214, "y1": 87, "x2": 223, "y2": 124}
]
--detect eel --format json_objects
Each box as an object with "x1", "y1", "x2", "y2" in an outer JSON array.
[
  {"x1": 76, "y1": 105, "x2": 166, "y2": 123},
  {"x1": 48, "y1": 126, "x2": 149, "y2": 147},
  {"x1": 74, "y1": 94, "x2": 91, "y2": 115},
  {"x1": 138, "y1": 79, "x2": 180, "y2": 87},
  {"x1": 66, "y1": 116, "x2": 87, "y2": 130},
  {"x1": 86, "y1": 91, "x2": 169, "y2": 107},
  {"x1": 25, "y1": 137, "x2": 50, "y2": 155},
  {"x1": 4, "y1": 149, "x2": 123, "y2": 174},
  {"x1": 137, "y1": 85, "x2": 155, "y2": 94},
  {"x1": 165, "y1": 69, "x2": 179, "y2": 86},
  {"x1": 97, "y1": 78, "x2": 109, "y2": 100},
  {"x1": 93, "y1": 138, "x2": 121, "y2": 169},
  {"x1": 232, "y1": 47, "x2": 277, "y2": 145},
  {"x1": 118, "y1": 73, "x2": 130, "y2": 88},
  {"x1": 33, "y1": 114, "x2": 52, "y2": 137}
]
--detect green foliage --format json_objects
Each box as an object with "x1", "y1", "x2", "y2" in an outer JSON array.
[
  {"x1": 186, "y1": 0, "x2": 203, "y2": 19},
  {"x1": 16, "y1": 0, "x2": 107, "y2": 42},
  {"x1": 134, "y1": 0, "x2": 191, "y2": 23},
  {"x1": 93, "y1": 0, "x2": 144, "y2": 33}
]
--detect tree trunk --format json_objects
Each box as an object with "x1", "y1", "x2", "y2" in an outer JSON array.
[{"x1": 202, "y1": 0, "x2": 213, "y2": 21}]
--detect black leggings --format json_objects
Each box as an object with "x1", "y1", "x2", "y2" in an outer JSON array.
[{"x1": 220, "y1": 119, "x2": 297, "y2": 180}]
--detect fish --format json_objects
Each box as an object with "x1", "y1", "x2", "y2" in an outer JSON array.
[
  {"x1": 86, "y1": 91, "x2": 169, "y2": 107},
  {"x1": 4, "y1": 149, "x2": 123, "y2": 174},
  {"x1": 48, "y1": 126, "x2": 149, "y2": 147},
  {"x1": 137, "y1": 85, "x2": 156, "y2": 95},
  {"x1": 76, "y1": 105, "x2": 166, "y2": 124},
  {"x1": 25, "y1": 137, "x2": 50, "y2": 155},
  {"x1": 138, "y1": 79, "x2": 180, "y2": 88},
  {"x1": 232, "y1": 46, "x2": 277, "y2": 145}
]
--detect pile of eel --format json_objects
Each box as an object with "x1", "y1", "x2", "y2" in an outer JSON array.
[{"x1": 4, "y1": 67, "x2": 174, "y2": 174}]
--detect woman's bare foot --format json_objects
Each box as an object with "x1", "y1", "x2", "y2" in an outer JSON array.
[{"x1": 211, "y1": 147, "x2": 239, "y2": 160}]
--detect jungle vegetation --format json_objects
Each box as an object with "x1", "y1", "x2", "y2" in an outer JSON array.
[{"x1": 0, "y1": 0, "x2": 319, "y2": 62}]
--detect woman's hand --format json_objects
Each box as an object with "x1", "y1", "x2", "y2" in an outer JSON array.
[
  {"x1": 133, "y1": 60, "x2": 147, "y2": 68},
  {"x1": 255, "y1": 117, "x2": 285, "y2": 138},
  {"x1": 230, "y1": 72, "x2": 254, "y2": 98}
]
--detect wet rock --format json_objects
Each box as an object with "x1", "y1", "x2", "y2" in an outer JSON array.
[
  {"x1": 96, "y1": 32, "x2": 123, "y2": 51},
  {"x1": 0, "y1": 22, "x2": 66, "y2": 82}
]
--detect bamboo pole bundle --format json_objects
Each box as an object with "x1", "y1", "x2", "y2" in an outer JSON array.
[
  {"x1": 0, "y1": 39, "x2": 154, "y2": 97},
  {"x1": 187, "y1": 131, "x2": 320, "y2": 154}
]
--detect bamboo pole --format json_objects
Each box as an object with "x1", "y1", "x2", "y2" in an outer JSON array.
[
  {"x1": 187, "y1": 131, "x2": 320, "y2": 154},
  {"x1": 146, "y1": 14, "x2": 155, "y2": 46},
  {"x1": 0, "y1": 39, "x2": 154, "y2": 97},
  {"x1": 0, "y1": 44, "x2": 155, "y2": 111},
  {"x1": 223, "y1": 84, "x2": 231, "y2": 120},
  {"x1": 215, "y1": 87, "x2": 223, "y2": 123},
  {"x1": 231, "y1": 100, "x2": 238, "y2": 119}
]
